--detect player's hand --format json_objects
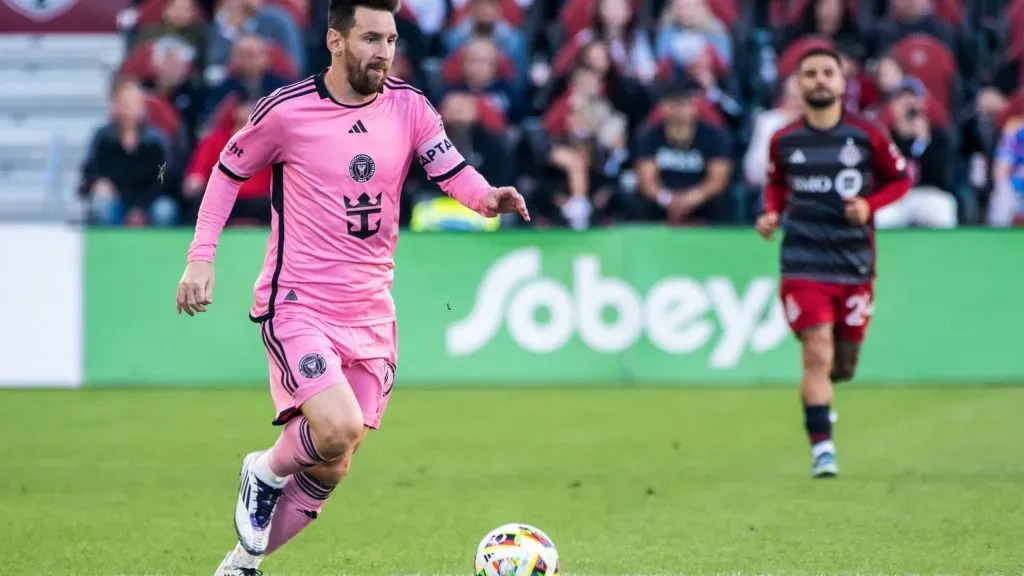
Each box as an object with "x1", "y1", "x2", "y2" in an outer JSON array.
[
  {"x1": 843, "y1": 197, "x2": 871, "y2": 225},
  {"x1": 756, "y1": 211, "x2": 780, "y2": 240},
  {"x1": 482, "y1": 186, "x2": 531, "y2": 222},
  {"x1": 176, "y1": 260, "x2": 215, "y2": 316}
]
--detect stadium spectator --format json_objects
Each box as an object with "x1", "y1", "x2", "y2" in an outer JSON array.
[
  {"x1": 875, "y1": 77, "x2": 957, "y2": 228},
  {"x1": 548, "y1": 39, "x2": 650, "y2": 130},
  {"x1": 541, "y1": 66, "x2": 629, "y2": 230},
  {"x1": 206, "y1": 0, "x2": 303, "y2": 75},
  {"x1": 872, "y1": 0, "x2": 953, "y2": 53},
  {"x1": 655, "y1": 0, "x2": 732, "y2": 68},
  {"x1": 631, "y1": 79, "x2": 733, "y2": 225},
  {"x1": 988, "y1": 123, "x2": 1024, "y2": 227},
  {"x1": 781, "y1": 0, "x2": 866, "y2": 62},
  {"x1": 744, "y1": 75, "x2": 803, "y2": 188},
  {"x1": 562, "y1": 0, "x2": 657, "y2": 84},
  {"x1": 204, "y1": 34, "x2": 288, "y2": 121},
  {"x1": 444, "y1": 0, "x2": 529, "y2": 88},
  {"x1": 144, "y1": 37, "x2": 202, "y2": 146},
  {"x1": 183, "y1": 96, "x2": 271, "y2": 225},
  {"x1": 131, "y1": 0, "x2": 207, "y2": 62},
  {"x1": 660, "y1": 37, "x2": 743, "y2": 128},
  {"x1": 80, "y1": 78, "x2": 178, "y2": 227},
  {"x1": 445, "y1": 36, "x2": 521, "y2": 122}
]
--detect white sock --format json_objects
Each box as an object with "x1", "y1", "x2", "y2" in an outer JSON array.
[
  {"x1": 252, "y1": 452, "x2": 288, "y2": 489},
  {"x1": 811, "y1": 440, "x2": 836, "y2": 458}
]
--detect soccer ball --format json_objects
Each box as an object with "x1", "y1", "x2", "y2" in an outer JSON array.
[{"x1": 474, "y1": 523, "x2": 560, "y2": 576}]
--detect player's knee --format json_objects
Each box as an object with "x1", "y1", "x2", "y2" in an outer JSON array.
[
  {"x1": 311, "y1": 456, "x2": 351, "y2": 486},
  {"x1": 800, "y1": 328, "x2": 833, "y2": 374},
  {"x1": 316, "y1": 418, "x2": 363, "y2": 461}
]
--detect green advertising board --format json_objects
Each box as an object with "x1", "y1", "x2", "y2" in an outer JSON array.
[{"x1": 85, "y1": 228, "x2": 1024, "y2": 387}]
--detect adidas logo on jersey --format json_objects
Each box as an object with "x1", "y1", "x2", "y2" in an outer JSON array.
[
  {"x1": 789, "y1": 150, "x2": 806, "y2": 164},
  {"x1": 348, "y1": 120, "x2": 368, "y2": 134}
]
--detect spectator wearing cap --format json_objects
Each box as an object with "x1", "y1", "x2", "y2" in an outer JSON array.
[
  {"x1": 988, "y1": 123, "x2": 1024, "y2": 227},
  {"x1": 144, "y1": 36, "x2": 203, "y2": 147},
  {"x1": 184, "y1": 97, "x2": 273, "y2": 225},
  {"x1": 80, "y1": 78, "x2": 178, "y2": 227},
  {"x1": 631, "y1": 80, "x2": 732, "y2": 225},
  {"x1": 875, "y1": 77, "x2": 958, "y2": 228},
  {"x1": 872, "y1": 0, "x2": 953, "y2": 54}
]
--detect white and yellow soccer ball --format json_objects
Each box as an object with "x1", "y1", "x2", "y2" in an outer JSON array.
[{"x1": 474, "y1": 523, "x2": 560, "y2": 576}]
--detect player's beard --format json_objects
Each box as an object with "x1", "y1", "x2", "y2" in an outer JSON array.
[
  {"x1": 803, "y1": 87, "x2": 837, "y2": 110},
  {"x1": 345, "y1": 50, "x2": 389, "y2": 96}
]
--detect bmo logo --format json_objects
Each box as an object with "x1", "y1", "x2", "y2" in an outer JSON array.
[{"x1": 791, "y1": 175, "x2": 833, "y2": 193}]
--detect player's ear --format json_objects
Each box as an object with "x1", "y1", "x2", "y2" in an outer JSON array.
[{"x1": 326, "y1": 28, "x2": 345, "y2": 56}]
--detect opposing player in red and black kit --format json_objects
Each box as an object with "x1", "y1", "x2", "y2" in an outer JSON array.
[{"x1": 756, "y1": 48, "x2": 911, "y2": 478}]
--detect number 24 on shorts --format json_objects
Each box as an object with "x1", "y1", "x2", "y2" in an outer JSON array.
[{"x1": 844, "y1": 293, "x2": 873, "y2": 327}]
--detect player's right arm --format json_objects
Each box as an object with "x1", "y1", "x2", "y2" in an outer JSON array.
[
  {"x1": 757, "y1": 132, "x2": 787, "y2": 240},
  {"x1": 177, "y1": 101, "x2": 282, "y2": 316}
]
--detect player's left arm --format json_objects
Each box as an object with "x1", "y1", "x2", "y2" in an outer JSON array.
[
  {"x1": 864, "y1": 124, "x2": 912, "y2": 214},
  {"x1": 411, "y1": 95, "x2": 528, "y2": 221}
]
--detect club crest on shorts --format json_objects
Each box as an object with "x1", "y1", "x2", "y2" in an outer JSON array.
[
  {"x1": 297, "y1": 353, "x2": 327, "y2": 379},
  {"x1": 349, "y1": 154, "x2": 375, "y2": 183}
]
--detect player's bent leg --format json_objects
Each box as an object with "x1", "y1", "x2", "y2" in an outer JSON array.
[
  {"x1": 262, "y1": 426, "x2": 370, "y2": 556},
  {"x1": 830, "y1": 339, "x2": 861, "y2": 383},
  {"x1": 799, "y1": 324, "x2": 838, "y2": 478}
]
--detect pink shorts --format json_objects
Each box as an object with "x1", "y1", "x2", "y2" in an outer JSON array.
[{"x1": 259, "y1": 312, "x2": 397, "y2": 429}]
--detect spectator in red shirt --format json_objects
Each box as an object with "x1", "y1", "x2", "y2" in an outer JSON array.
[{"x1": 183, "y1": 97, "x2": 272, "y2": 225}]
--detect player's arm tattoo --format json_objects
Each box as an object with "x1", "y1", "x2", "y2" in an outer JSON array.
[{"x1": 831, "y1": 340, "x2": 861, "y2": 383}]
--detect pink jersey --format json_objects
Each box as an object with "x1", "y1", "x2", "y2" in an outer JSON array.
[{"x1": 187, "y1": 71, "x2": 495, "y2": 325}]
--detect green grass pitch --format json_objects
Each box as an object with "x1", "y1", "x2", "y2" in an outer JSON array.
[{"x1": 2, "y1": 386, "x2": 1022, "y2": 576}]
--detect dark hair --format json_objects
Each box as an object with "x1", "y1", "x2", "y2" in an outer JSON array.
[
  {"x1": 328, "y1": 0, "x2": 399, "y2": 34},
  {"x1": 798, "y1": 47, "x2": 842, "y2": 69}
]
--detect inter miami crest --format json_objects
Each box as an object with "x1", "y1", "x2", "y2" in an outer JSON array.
[
  {"x1": 348, "y1": 154, "x2": 375, "y2": 183},
  {"x1": 297, "y1": 353, "x2": 327, "y2": 379},
  {"x1": 3, "y1": 0, "x2": 78, "y2": 21},
  {"x1": 344, "y1": 192, "x2": 383, "y2": 240}
]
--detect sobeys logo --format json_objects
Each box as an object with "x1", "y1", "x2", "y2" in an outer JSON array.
[{"x1": 446, "y1": 248, "x2": 789, "y2": 369}]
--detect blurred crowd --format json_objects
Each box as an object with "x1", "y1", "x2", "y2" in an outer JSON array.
[{"x1": 79, "y1": 0, "x2": 1024, "y2": 230}]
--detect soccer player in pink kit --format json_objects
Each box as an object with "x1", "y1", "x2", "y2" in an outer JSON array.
[{"x1": 174, "y1": 1, "x2": 529, "y2": 574}]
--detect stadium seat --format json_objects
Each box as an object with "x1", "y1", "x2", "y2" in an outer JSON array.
[
  {"x1": 932, "y1": 0, "x2": 964, "y2": 27},
  {"x1": 268, "y1": 0, "x2": 309, "y2": 28},
  {"x1": 144, "y1": 93, "x2": 184, "y2": 144},
  {"x1": 888, "y1": 34, "x2": 959, "y2": 111},
  {"x1": 450, "y1": 0, "x2": 524, "y2": 27},
  {"x1": 474, "y1": 96, "x2": 509, "y2": 133},
  {"x1": 118, "y1": 39, "x2": 161, "y2": 81}
]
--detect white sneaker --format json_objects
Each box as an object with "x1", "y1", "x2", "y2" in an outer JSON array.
[
  {"x1": 234, "y1": 451, "x2": 284, "y2": 555},
  {"x1": 213, "y1": 543, "x2": 264, "y2": 576}
]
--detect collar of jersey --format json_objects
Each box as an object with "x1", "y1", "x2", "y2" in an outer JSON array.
[{"x1": 315, "y1": 67, "x2": 381, "y2": 109}]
